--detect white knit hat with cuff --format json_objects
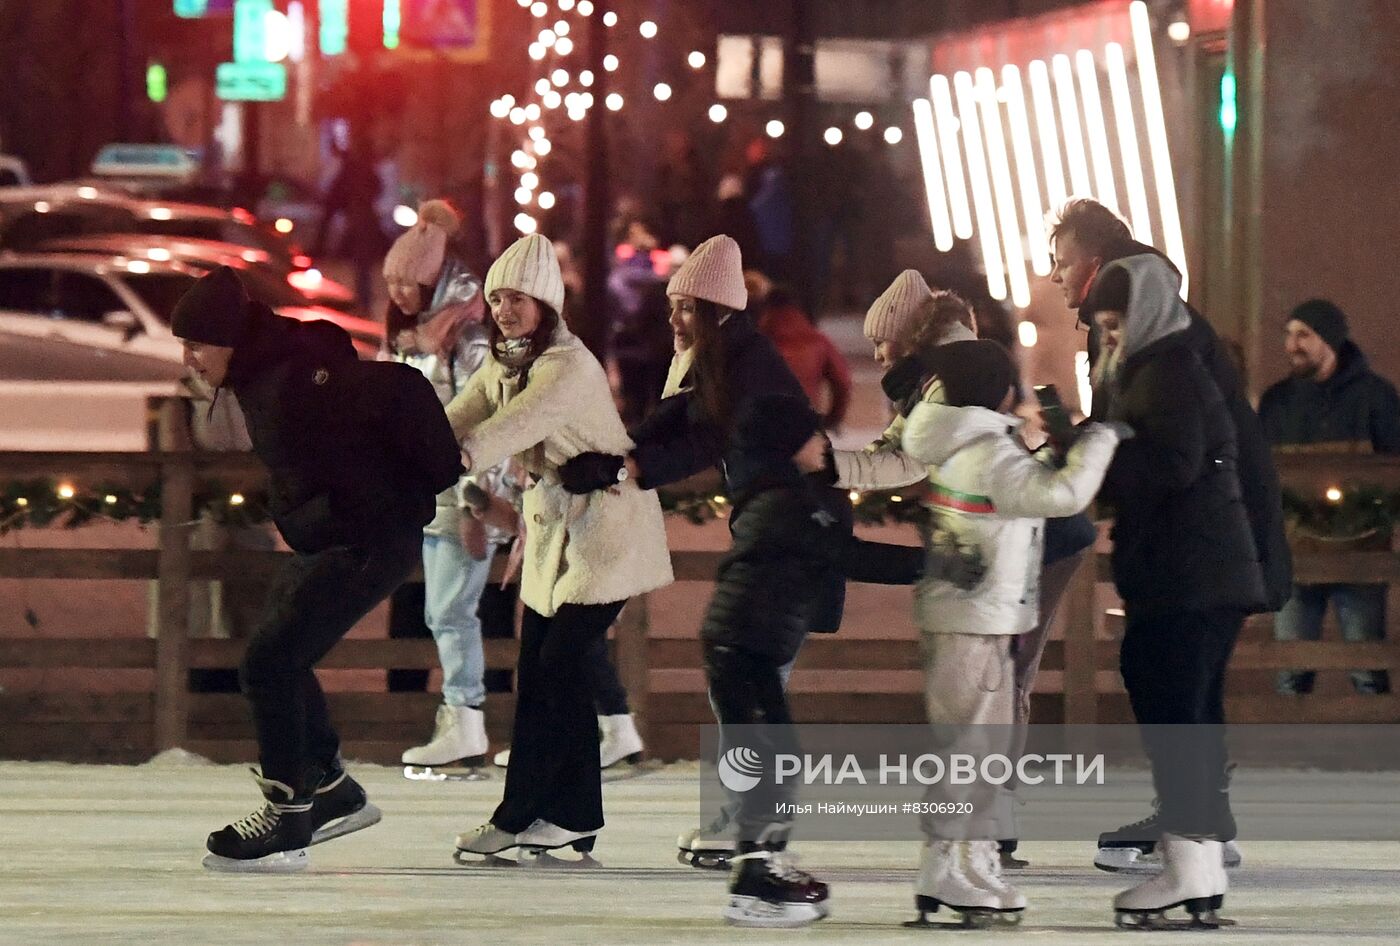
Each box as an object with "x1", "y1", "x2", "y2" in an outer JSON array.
[
  {"x1": 864, "y1": 269, "x2": 933, "y2": 344},
  {"x1": 484, "y1": 232, "x2": 566, "y2": 315},
  {"x1": 665, "y1": 235, "x2": 747, "y2": 312}
]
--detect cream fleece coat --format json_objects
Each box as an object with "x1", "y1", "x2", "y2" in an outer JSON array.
[{"x1": 444, "y1": 324, "x2": 673, "y2": 616}]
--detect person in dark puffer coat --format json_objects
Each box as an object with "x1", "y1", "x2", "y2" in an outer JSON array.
[
  {"x1": 172, "y1": 266, "x2": 463, "y2": 873},
  {"x1": 1085, "y1": 254, "x2": 1266, "y2": 919}
]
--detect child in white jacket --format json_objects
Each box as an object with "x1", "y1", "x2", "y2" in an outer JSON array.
[{"x1": 899, "y1": 339, "x2": 1124, "y2": 924}]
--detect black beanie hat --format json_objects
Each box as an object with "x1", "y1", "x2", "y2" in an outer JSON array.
[
  {"x1": 171, "y1": 266, "x2": 251, "y2": 347},
  {"x1": 1080, "y1": 264, "x2": 1131, "y2": 319},
  {"x1": 923, "y1": 339, "x2": 1018, "y2": 411},
  {"x1": 735, "y1": 393, "x2": 821, "y2": 460},
  {"x1": 1288, "y1": 298, "x2": 1348, "y2": 353}
]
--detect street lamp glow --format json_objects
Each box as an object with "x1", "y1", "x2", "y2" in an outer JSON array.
[
  {"x1": 528, "y1": 125, "x2": 546, "y2": 141},
  {"x1": 543, "y1": 90, "x2": 562, "y2": 109},
  {"x1": 524, "y1": 103, "x2": 541, "y2": 121},
  {"x1": 606, "y1": 92, "x2": 624, "y2": 111},
  {"x1": 577, "y1": 0, "x2": 592, "y2": 13},
  {"x1": 824, "y1": 126, "x2": 843, "y2": 145},
  {"x1": 539, "y1": 29, "x2": 556, "y2": 47},
  {"x1": 910, "y1": 97, "x2": 954, "y2": 251},
  {"x1": 653, "y1": 83, "x2": 672, "y2": 101},
  {"x1": 393, "y1": 204, "x2": 418, "y2": 227},
  {"x1": 510, "y1": 107, "x2": 527, "y2": 124},
  {"x1": 521, "y1": 171, "x2": 539, "y2": 189},
  {"x1": 552, "y1": 68, "x2": 569, "y2": 86},
  {"x1": 1018, "y1": 321, "x2": 1039, "y2": 348},
  {"x1": 688, "y1": 50, "x2": 706, "y2": 69},
  {"x1": 1076, "y1": 49, "x2": 1119, "y2": 211},
  {"x1": 930, "y1": 75, "x2": 972, "y2": 240},
  {"x1": 1167, "y1": 18, "x2": 1191, "y2": 43},
  {"x1": 511, "y1": 150, "x2": 531, "y2": 168},
  {"x1": 559, "y1": 0, "x2": 574, "y2": 8},
  {"x1": 553, "y1": 20, "x2": 569, "y2": 36},
  {"x1": 708, "y1": 103, "x2": 728, "y2": 123},
  {"x1": 490, "y1": 98, "x2": 511, "y2": 118},
  {"x1": 528, "y1": 42, "x2": 545, "y2": 60},
  {"x1": 530, "y1": 1, "x2": 546, "y2": 15},
  {"x1": 883, "y1": 126, "x2": 903, "y2": 144},
  {"x1": 515, "y1": 187, "x2": 533, "y2": 205},
  {"x1": 639, "y1": 20, "x2": 657, "y2": 38},
  {"x1": 538, "y1": 191, "x2": 557, "y2": 210},
  {"x1": 603, "y1": 54, "x2": 619, "y2": 71},
  {"x1": 854, "y1": 110, "x2": 874, "y2": 130},
  {"x1": 535, "y1": 77, "x2": 551, "y2": 95},
  {"x1": 555, "y1": 36, "x2": 573, "y2": 55},
  {"x1": 517, "y1": 0, "x2": 531, "y2": 7},
  {"x1": 602, "y1": 11, "x2": 617, "y2": 27},
  {"x1": 515, "y1": 213, "x2": 538, "y2": 234},
  {"x1": 766, "y1": 119, "x2": 785, "y2": 138},
  {"x1": 534, "y1": 138, "x2": 552, "y2": 155},
  {"x1": 580, "y1": 70, "x2": 594, "y2": 86}
]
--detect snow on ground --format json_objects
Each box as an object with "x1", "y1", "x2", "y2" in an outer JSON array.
[{"x1": 4, "y1": 760, "x2": 1400, "y2": 945}]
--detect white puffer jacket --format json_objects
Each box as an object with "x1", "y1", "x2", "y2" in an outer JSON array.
[
  {"x1": 901, "y1": 400, "x2": 1120, "y2": 636},
  {"x1": 445, "y1": 323, "x2": 673, "y2": 616}
]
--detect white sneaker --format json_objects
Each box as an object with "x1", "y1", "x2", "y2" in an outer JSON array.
[
  {"x1": 454, "y1": 822, "x2": 518, "y2": 855},
  {"x1": 1114, "y1": 833, "x2": 1220, "y2": 918},
  {"x1": 598, "y1": 713, "x2": 644, "y2": 768},
  {"x1": 961, "y1": 839, "x2": 1028, "y2": 911},
  {"x1": 402, "y1": 704, "x2": 488, "y2": 767},
  {"x1": 916, "y1": 840, "x2": 1003, "y2": 913},
  {"x1": 516, "y1": 819, "x2": 598, "y2": 852}
]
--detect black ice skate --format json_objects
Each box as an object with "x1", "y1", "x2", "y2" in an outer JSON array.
[
  {"x1": 723, "y1": 850, "x2": 830, "y2": 928},
  {"x1": 203, "y1": 769, "x2": 313, "y2": 873},
  {"x1": 1096, "y1": 808, "x2": 1243, "y2": 874},
  {"x1": 310, "y1": 766, "x2": 382, "y2": 845}
]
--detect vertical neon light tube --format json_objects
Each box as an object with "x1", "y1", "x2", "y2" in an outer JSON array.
[
  {"x1": 1052, "y1": 54, "x2": 1093, "y2": 197},
  {"x1": 1028, "y1": 60, "x2": 1067, "y2": 213},
  {"x1": 1105, "y1": 42, "x2": 1153, "y2": 244},
  {"x1": 953, "y1": 70, "x2": 1007, "y2": 301},
  {"x1": 976, "y1": 68, "x2": 1030, "y2": 308},
  {"x1": 912, "y1": 98, "x2": 955, "y2": 252},
  {"x1": 931, "y1": 75, "x2": 973, "y2": 240},
  {"x1": 1076, "y1": 50, "x2": 1119, "y2": 211},
  {"x1": 1002, "y1": 64, "x2": 1050, "y2": 276},
  {"x1": 1130, "y1": 0, "x2": 1189, "y2": 295}
]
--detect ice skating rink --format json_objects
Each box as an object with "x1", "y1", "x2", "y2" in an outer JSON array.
[{"x1": 5, "y1": 758, "x2": 1400, "y2": 945}]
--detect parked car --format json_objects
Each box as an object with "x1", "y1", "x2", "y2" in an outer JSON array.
[
  {"x1": 0, "y1": 253, "x2": 384, "y2": 449},
  {"x1": 34, "y1": 233, "x2": 357, "y2": 312},
  {"x1": 0, "y1": 186, "x2": 313, "y2": 272}
]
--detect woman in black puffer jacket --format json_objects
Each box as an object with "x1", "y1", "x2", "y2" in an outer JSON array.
[{"x1": 1085, "y1": 254, "x2": 1266, "y2": 923}]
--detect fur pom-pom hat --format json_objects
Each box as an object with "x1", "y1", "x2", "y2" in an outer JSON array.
[
  {"x1": 485, "y1": 232, "x2": 566, "y2": 315},
  {"x1": 383, "y1": 199, "x2": 462, "y2": 288}
]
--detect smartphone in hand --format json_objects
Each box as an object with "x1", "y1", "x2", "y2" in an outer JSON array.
[{"x1": 1034, "y1": 384, "x2": 1080, "y2": 466}]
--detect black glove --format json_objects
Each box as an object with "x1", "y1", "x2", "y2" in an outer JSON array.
[
  {"x1": 559, "y1": 451, "x2": 625, "y2": 494},
  {"x1": 923, "y1": 524, "x2": 988, "y2": 591}
]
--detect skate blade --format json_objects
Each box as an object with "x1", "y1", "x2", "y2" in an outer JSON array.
[
  {"x1": 678, "y1": 848, "x2": 733, "y2": 871},
  {"x1": 1115, "y1": 898, "x2": 1231, "y2": 930},
  {"x1": 309, "y1": 802, "x2": 382, "y2": 846},
  {"x1": 724, "y1": 895, "x2": 829, "y2": 928},
  {"x1": 907, "y1": 897, "x2": 1023, "y2": 929},
  {"x1": 403, "y1": 765, "x2": 491, "y2": 782},
  {"x1": 452, "y1": 849, "x2": 522, "y2": 868},
  {"x1": 519, "y1": 849, "x2": 602, "y2": 870},
  {"x1": 1094, "y1": 847, "x2": 1159, "y2": 874},
  {"x1": 202, "y1": 848, "x2": 309, "y2": 874}
]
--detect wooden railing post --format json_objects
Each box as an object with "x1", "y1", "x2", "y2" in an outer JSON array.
[
  {"x1": 153, "y1": 398, "x2": 195, "y2": 753},
  {"x1": 1062, "y1": 553, "x2": 1099, "y2": 724},
  {"x1": 614, "y1": 595, "x2": 651, "y2": 746}
]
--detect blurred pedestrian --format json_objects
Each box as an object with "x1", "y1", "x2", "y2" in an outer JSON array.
[
  {"x1": 751, "y1": 273, "x2": 852, "y2": 430},
  {"x1": 607, "y1": 220, "x2": 673, "y2": 425},
  {"x1": 1259, "y1": 299, "x2": 1400, "y2": 695}
]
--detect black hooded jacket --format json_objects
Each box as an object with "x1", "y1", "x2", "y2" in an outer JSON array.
[
  {"x1": 1084, "y1": 239, "x2": 1292, "y2": 612},
  {"x1": 1258, "y1": 341, "x2": 1400, "y2": 454},
  {"x1": 224, "y1": 306, "x2": 463, "y2": 553}
]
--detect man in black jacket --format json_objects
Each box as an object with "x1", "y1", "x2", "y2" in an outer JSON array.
[
  {"x1": 1259, "y1": 299, "x2": 1399, "y2": 695},
  {"x1": 172, "y1": 267, "x2": 463, "y2": 873}
]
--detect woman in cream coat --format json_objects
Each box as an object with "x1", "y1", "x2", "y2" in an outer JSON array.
[{"x1": 445, "y1": 233, "x2": 672, "y2": 859}]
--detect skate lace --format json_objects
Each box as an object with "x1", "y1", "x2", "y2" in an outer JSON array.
[
  {"x1": 230, "y1": 803, "x2": 280, "y2": 841},
  {"x1": 768, "y1": 851, "x2": 814, "y2": 884}
]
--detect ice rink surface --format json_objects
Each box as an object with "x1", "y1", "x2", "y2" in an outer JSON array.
[{"x1": 4, "y1": 758, "x2": 1400, "y2": 945}]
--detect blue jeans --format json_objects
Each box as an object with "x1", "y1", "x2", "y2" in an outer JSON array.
[
  {"x1": 422, "y1": 534, "x2": 493, "y2": 708},
  {"x1": 1274, "y1": 583, "x2": 1389, "y2": 694}
]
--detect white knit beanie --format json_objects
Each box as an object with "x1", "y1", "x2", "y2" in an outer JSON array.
[
  {"x1": 864, "y1": 269, "x2": 933, "y2": 343},
  {"x1": 485, "y1": 232, "x2": 566, "y2": 315},
  {"x1": 666, "y1": 235, "x2": 747, "y2": 311},
  {"x1": 383, "y1": 199, "x2": 460, "y2": 287}
]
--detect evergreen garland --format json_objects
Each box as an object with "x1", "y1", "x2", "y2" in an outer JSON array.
[{"x1": 1281, "y1": 484, "x2": 1400, "y2": 541}]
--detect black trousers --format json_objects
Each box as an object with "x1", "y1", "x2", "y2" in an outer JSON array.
[
  {"x1": 705, "y1": 643, "x2": 801, "y2": 849},
  {"x1": 492, "y1": 600, "x2": 626, "y2": 834},
  {"x1": 1119, "y1": 607, "x2": 1244, "y2": 840},
  {"x1": 240, "y1": 531, "x2": 421, "y2": 795},
  {"x1": 587, "y1": 633, "x2": 630, "y2": 716}
]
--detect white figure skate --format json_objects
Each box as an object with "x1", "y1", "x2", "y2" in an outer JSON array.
[
  {"x1": 402, "y1": 705, "x2": 490, "y2": 781},
  {"x1": 1113, "y1": 834, "x2": 1234, "y2": 930}
]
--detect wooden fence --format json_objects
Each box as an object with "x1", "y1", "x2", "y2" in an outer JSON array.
[{"x1": 1, "y1": 400, "x2": 1398, "y2": 763}]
